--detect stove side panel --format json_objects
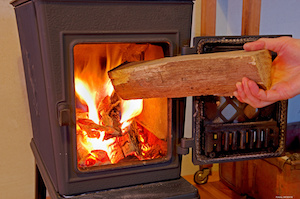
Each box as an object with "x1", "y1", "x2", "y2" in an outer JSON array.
[{"x1": 13, "y1": 1, "x2": 58, "y2": 190}]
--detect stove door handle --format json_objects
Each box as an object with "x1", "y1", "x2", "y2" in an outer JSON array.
[{"x1": 57, "y1": 102, "x2": 70, "y2": 126}]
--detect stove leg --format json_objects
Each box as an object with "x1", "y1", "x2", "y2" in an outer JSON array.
[{"x1": 35, "y1": 165, "x2": 47, "y2": 199}]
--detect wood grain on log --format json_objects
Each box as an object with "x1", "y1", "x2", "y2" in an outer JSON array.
[{"x1": 108, "y1": 50, "x2": 272, "y2": 100}]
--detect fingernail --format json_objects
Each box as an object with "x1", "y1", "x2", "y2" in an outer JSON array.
[
  {"x1": 236, "y1": 82, "x2": 242, "y2": 86},
  {"x1": 236, "y1": 82, "x2": 242, "y2": 90}
]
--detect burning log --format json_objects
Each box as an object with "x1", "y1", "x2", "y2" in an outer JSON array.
[
  {"x1": 108, "y1": 50, "x2": 272, "y2": 99},
  {"x1": 137, "y1": 122, "x2": 167, "y2": 159},
  {"x1": 118, "y1": 120, "x2": 168, "y2": 161},
  {"x1": 78, "y1": 151, "x2": 111, "y2": 167},
  {"x1": 106, "y1": 141, "x2": 125, "y2": 164},
  {"x1": 90, "y1": 150, "x2": 110, "y2": 165},
  {"x1": 97, "y1": 92, "x2": 122, "y2": 135},
  {"x1": 75, "y1": 108, "x2": 88, "y2": 120},
  {"x1": 119, "y1": 132, "x2": 139, "y2": 158},
  {"x1": 77, "y1": 118, "x2": 121, "y2": 138}
]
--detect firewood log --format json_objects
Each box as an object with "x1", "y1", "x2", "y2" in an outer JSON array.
[{"x1": 108, "y1": 50, "x2": 272, "y2": 100}]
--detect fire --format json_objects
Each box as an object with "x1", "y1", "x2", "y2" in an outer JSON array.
[
  {"x1": 74, "y1": 43, "x2": 167, "y2": 169},
  {"x1": 105, "y1": 79, "x2": 114, "y2": 97},
  {"x1": 75, "y1": 75, "x2": 143, "y2": 129},
  {"x1": 120, "y1": 99, "x2": 143, "y2": 129},
  {"x1": 75, "y1": 78, "x2": 100, "y2": 124},
  {"x1": 75, "y1": 74, "x2": 142, "y2": 165},
  {"x1": 86, "y1": 132, "x2": 116, "y2": 153}
]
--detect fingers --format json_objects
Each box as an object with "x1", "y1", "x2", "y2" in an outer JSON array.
[
  {"x1": 233, "y1": 77, "x2": 275, "y2": 108},
  {"x1": 233, "y1": 82, "x2": 245, "y2": 103},
  {"x1": 238, "y1": 36, "x2": 297, "y2": 108},
  {"x1": 240, "y1": 78, "x2": 266, "y2": 107},
  {"x1": 243, "y1": 36, "x2": 293, "y2": 53},
  {"x1": 243, "y1": 40, "x2": 265, "y2": 51}
]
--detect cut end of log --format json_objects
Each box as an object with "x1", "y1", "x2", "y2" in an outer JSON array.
[{"x1": 108, "y1": 50, "x2": 272, "y2": 100}]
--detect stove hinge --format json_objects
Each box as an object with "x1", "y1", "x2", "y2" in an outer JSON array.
[{"x1": 177, "y1": 138, "x2": 194, "y2": 155}]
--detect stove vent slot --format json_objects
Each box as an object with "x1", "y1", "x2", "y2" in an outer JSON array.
[{"x1": 204, "y1": 122, "x2": 279, "y2": 158}]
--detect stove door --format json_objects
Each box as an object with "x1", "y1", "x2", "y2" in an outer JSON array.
[{"x1": 179, "y1": 35, "x2": 289, "y2": 166}]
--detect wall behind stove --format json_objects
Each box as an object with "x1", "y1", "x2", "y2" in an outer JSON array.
[
  {"x1": 260, "y1": 0, "x2": 300, "y2": 123},
  {"x1": 0, "y1": 0, "x2": 35, "y2": 199}
]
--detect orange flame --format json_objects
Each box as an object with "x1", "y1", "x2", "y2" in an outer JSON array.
[
  {"x1": 85, "y1": 131, "x2": 116, "y2": 153},
  {"x1": 120, "y1": 99, "x2": 143, "y2": 129},
  {"x1": 105, "y1": 79, "x2": 114, "y2": 97},
  {"x1": 75, "y1": 78, "x2": 99, "y2": 124}
]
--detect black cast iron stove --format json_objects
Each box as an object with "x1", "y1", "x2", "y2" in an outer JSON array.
[{"x1": 11, "y1": 0, "x2": 199, "y2": 198}]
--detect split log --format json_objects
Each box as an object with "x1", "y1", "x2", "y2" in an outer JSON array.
[{"x1": 108, "y1": 50, "x2": 272, "y2": 99}]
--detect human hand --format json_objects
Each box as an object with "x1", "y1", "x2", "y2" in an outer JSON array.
[{"x1": 233, "y1": 36, "x2": 300, "y2": 108}]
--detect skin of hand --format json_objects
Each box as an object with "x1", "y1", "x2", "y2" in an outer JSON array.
[{"x1": 233, "y1": 36, "x2": 300, "y2": 108}]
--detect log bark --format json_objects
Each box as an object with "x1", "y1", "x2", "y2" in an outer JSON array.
[{"x1": 108, "y1": 50, "x2": 272, "y2": 100}]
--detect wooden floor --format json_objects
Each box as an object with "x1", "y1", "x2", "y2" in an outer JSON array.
[{"x1": 183, "y1": 171, "x2": 245, "y2": 199}]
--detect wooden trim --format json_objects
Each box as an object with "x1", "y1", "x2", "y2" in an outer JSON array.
[
  {"x1": 241, "y1": 0, "x2": 261, "y2": 35},
  {"x1": 201, "y1": 0, "x2": 216, "y2": 36}
]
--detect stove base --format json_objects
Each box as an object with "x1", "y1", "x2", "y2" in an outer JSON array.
[
  {"x1": 54, "y1": 178, "x2": 199, "y2": 199},
  {"x1": 32, "y1": 139, "x2": 199, "y2": 199}
]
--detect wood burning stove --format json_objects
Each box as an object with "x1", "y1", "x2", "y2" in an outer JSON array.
[
  {"x1": 11, "y1": 0, "x2": 288, "y2": 198},
  {"x1": 11, "y1": 0, "x2": 199, "y2": 198}
]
